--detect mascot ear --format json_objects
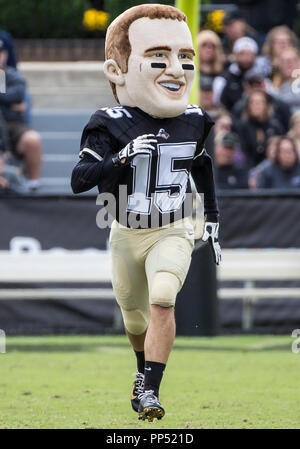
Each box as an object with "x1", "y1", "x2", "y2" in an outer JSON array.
[{"x1": 103, "y1": 59, "x2": 125, "y2": 86}]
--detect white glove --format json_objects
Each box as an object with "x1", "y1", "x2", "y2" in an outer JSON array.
[
  {"x1": 202, "y1": 222, "x2": 221, "y2": 265},
  {"x1": 113, "y1": 134, "x2": 157, "y2": 166}
]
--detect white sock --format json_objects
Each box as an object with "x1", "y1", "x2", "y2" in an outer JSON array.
[{"x1": 27, "y1": 179, "x2": 40, "y2": 190}]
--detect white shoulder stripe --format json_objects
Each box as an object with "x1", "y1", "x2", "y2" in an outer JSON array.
[
  {"x1": 80, "y1": 148, "x2": 103, "y2": 161},
  {"x1": 193, "y1": 148, "x2": 205, "y2": 160}
]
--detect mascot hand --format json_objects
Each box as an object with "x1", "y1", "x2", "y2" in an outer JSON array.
[
  {"x1": 112, "y1": 134, "x2": 157, "y2": 166},
  {"x1": 202, "y1": 221, "x2": 221, "y2": 265}
]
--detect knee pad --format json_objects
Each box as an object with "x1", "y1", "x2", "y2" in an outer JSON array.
[
  {"x1": 120, "y1": 307, "x2": 149, "y2": 335},
  {"x1": 150, "y1": 272, "x2": 180, "y2": 307}
]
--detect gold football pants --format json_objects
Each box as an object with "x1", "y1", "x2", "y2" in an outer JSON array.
[{"x1": 109, "y1": 218, "x2": 195, "y2": 334}]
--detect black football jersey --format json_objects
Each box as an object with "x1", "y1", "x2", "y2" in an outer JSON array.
[{"x1": 75, "y1": 104, "x2": 217, "y2": 228}]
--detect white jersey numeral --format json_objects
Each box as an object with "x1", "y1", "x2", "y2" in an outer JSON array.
[
  {"x1": 102, "y1": 106, "x2": 132, "y2": 119},
  {"x1": 127, "y1": 142, "x2": 196, "y2": 214},
  {"x1": 127, "y1": 153, "x2": 152, "y2": 214}
]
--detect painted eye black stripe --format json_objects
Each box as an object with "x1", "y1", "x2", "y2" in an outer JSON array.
[
  {"x1": 151, "y1": 62, "x2": 167, "y2": 68},
  {"x1": 151, "y1": 62, "x2": 194, "y2": 70}
]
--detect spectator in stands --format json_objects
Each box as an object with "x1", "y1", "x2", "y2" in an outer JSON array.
[
  {"x1": 197, "y1": 29, "x2": 225, "y2": 79},
  {"x1": 287, "y1": 111, "x2": 300, "y2": 156},
  {"x1": 236, "y1": 90, "x2": 285, "y2": 167},
  {"x1": 0, "y1": 109, "x2": 9, "y2": 154},
  {"x1": 248, "y1": 135, "x2": 280, "y2": 189},
  {"x1": 257, "y1": 136, "x2": 300, "y2": 189},
  {"x1": 232, "y1": 67, "x2": 291, "y2": 133},
  {"x1": 0, "y1": 29, "x2": 31, "y2": 125},
  {"x1": 0, "y1": 39, "x2": 42, "y2": 190},
  {"x1": 199, "y1": 76, "x2": 214, "y2": 113},
  {"x1": 221, "y1": 10, "x2": 260, "y2": 62},
  {"x1": 220, "y1": 37, "x2": 268, "y2": 111},
  {"x1": 0, "y1": 30, "x2": 17, "y2": 69},
  {"x1": 199, "y1": 75, "x2": 223, "y2": 120},
  {"x1": 197, "y1": 30, "x2": 225, "y2": 103},
  {"x1": 214, "y1": 111, "x2": 233, "y2": 136},
  {"x1": 272, "y1": 47, "x2": 300, "y2": 114},
  {"x1": 213, "y1": 110, "x2": 246, "y2": 167},
  {"x1": 214, "y1": 132, "x2": 248, "y2": 190},
  {"x1": 0, "y1": 153, "x2": 27, "y2": 194},
  {"x1": 262, "y1": 26, "x2": 298, "y2": 87},
  {"x1": 0, "y1": 108, "x2": 25, "y2": 194}
]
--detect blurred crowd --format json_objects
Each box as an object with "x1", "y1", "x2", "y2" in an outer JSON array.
[
  {"x1": 1, "y1": 4, "x2": 300, "y2": 195},
  {"x1": 198, "y1": 9, "x2": 300, "y2": 190}
]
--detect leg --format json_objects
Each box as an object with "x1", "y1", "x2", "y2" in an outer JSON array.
[
  {"x1": 144, "y1": 235, "x2": 193, "y2": 366},
  {"x1": 145, "y1": 305, "x2": 175, "y2": 364},
  {"x1": 110, "y1": 222, "x2": 150, "y2": 341},
  {"x1": 126, "y1": 329, "x2": 146, "y2": 352},
  {"x1": 109, "y1": 222, "x2": 150, "y2": 411},
  {"x1": 137, "y1": 271, "x2": 180, "y2": 422},
  {"x1": 144, "y1": 272, "x2": 179, "y2": 364},
  {"x1": 16, "y1": 130, "x2": 42, "y2": 181},
  {"x1": 126, "y1": 328, "x2": 146, "y2": 377},
  {"x1": 138, "y1": 234, "x2": 193, "y2": 418},
  {"x1": 120, "y1": 307, "x2": 149, "y2": 374}
]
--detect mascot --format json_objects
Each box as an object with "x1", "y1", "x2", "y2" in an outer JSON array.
[{"x1": 72, "y1": 3, "x2": 221, "y2": 422}]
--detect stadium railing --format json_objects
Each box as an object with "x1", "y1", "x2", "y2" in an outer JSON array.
[
  {"x1": 1, "y1": 247, "x2": 300, "y2": 331},
  {"x1": 218, "y1": 249, "x2": 300, "y2": 330}
]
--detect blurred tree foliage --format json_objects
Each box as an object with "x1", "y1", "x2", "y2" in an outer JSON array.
[
  {"x1": 0, "y1": 0, "x2": 175, "y2": 39},
  {"x1": 0, "y1": 0, "x2": 90, "y2": 38},
  {"x1": 106, "y1": 0, "x2": 175, "y2": 23}
]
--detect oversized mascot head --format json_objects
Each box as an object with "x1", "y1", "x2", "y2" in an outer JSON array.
[{"x1": 103, "y1": 3, "x2": 195, "y2": 118}]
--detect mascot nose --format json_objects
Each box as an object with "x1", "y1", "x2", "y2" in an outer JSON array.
[{"x1": 165, "y1": 54, "x2": 185, "y2": 78}]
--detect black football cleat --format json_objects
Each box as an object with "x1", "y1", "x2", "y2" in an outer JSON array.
[
  {"x1": 138, "y1": 390, "x2": 165, "y2": 422},
  {"x1": 130, "y1": 371, "x2": 145, "y2": 412}
]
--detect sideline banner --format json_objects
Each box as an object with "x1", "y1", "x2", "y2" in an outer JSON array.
[
  {"x1": 0, "y1": 196, "x2": 109, "y2": 251},
  {"x1": 219, "y1": 192, "x2": 300, "y2": 248},
  {"x1": 1, "y1": 194, "x2": 300, "y2": 250}
]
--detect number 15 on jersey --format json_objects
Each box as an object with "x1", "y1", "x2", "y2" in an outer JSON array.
[{"x1": 127, "y1": 142, "x2": 196, "y2": 215}]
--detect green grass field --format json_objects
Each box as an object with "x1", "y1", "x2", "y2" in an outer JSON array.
[{"x1": 0, "y1": 334, "x2": 299, "y2": 429}]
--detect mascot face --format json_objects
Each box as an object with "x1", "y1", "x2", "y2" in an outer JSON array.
[{"x1": 104, "y1": 17, "x2": 195, "y2": 118}]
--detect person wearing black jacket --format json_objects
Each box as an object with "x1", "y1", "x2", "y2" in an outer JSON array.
[
  {"x1": 236, "y1": 89, "x2": 284, "y2": 167},
  {"x1": 257, "y1": 136, "x2": 300, "y2": 188},
  {"x1": 232, "y1": 67, "x2": 291, "y2": 133},
  {"x1": 214, "y1": 132, "x2": 248, "y2": 189},
  {"x1": 220, "y1": 36, "x2": 269, "y2": 111},
  {"x1": 0, "y1": 39, "x2": 42, "y2": 190},
  {"x1": 0, "y1": 30, "x2": 17, "y2": 69},
  {"x1": 221, "y1": 9, "x2": 262, "y2": 57}
]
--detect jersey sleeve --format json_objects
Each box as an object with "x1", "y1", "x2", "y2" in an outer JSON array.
[
  {"x1": 201, "y1": 110, "x2": 214, "y2": 145},
  {"x1": 191, "y1": 147, "x2": 219, "y2": 221},
  {"x1": 193, "y1": 110, "x2": 214, "y2": 158},
  {"x1": 71, "y1": 111, "x2": 121, "y2": 194},
  {"x1": 79, "y1": 111, "x2": 117, "y2": 160},
  {"x1": 190, "y1": 110, "x2": 218, "y2": 220}
]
